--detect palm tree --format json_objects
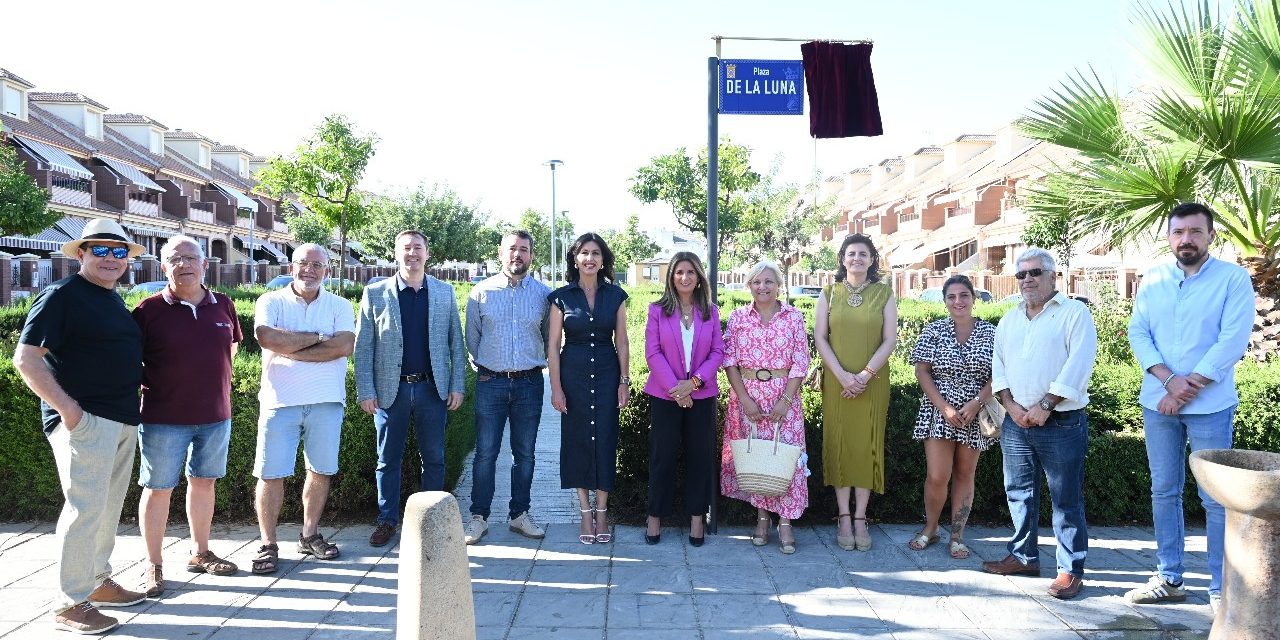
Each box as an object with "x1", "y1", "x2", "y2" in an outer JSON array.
[{"x1": 1019, "y1": 0, "x2": 1280, "y2": 299}]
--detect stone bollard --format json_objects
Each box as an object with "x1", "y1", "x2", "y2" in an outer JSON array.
[
  {"x1": 397, "y1": 492, "x2": 475, "y2": 640},
  {"x1": 1189, "y1": 449, "x2": 1280, "y2": 640}
]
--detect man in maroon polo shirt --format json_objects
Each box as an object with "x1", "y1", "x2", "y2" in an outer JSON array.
[{"x1": 131, "y1": 235, "x2": 242, "y2": 597}]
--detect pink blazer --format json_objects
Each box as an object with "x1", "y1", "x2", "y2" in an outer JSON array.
[{"x1": 643, "y1": 302, "x2": 725, "y2": 400}]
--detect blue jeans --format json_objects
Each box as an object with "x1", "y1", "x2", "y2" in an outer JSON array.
[
  {"x1": 1001, "y1": 408, "x2": 1089, "y2": 576},
  {"x1": 374, "y1": 381, "x2": 448, "y2": 526},
  {"x1": 1143, "y1": 405, "x2": 1234, "y2": 595},
  {"x1": 470, "y1": 374, "x2": 544, "y2": 519}
]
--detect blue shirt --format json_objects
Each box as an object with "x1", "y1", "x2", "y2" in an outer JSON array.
[
  {"x1": 1128, "y1": 256, "x2": 1255, "y2": 413},
  {"x1": 398, "y1": 275, "x2": 431, "y2": 376},
  {"x1": 466, "y1": 273, "x2": 552, "y2": 372}
]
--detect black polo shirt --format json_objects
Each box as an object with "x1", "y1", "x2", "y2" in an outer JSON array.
[
  {"x1": 398, "y1": 277, "x2": 431, "y2": 376},
  {"x1": 19, "y1": 274, "x2": 143, "y2": 434}
]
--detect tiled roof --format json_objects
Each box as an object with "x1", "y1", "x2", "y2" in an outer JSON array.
[
  {"x1": 157, "y1": 143, "x2": 215, "y2": 183},
  {"x1": 210, "y1": 161, "x2": 255, "y2": 192},
  {"x1": 212, "y1": 144, "x2": 253, "y2": 154},
  {"x1": 956, "y1": 134, "x2": 996, "y2": 142},
  {"x1": 0, "y1": 69, "x2": 35, "y2": 89},
  {"x1": 29, "y1": 91, "x2": 109, "y2": 111},
  {"x1": 103, "y1": 113, "x2": 168, "y2": 129},
  {"x1": 103, "y1": 128, "x2": 206, "y2": 181},
  {"x1": 250, "y1": 155, "x2": 268, "y2": 162},
  {"x1": 27, "y1": 104, "x2": 159, "y2": 170},
  {"x1": 878, "y1": 157, "x2": 904, "y2": 166},
  {"x1": 913, "y1": 146, "x2": 944, "y2": 155},
  {"x1": 1, "y1": 113, "x2": 92, "y2": 155},
  {"x1": 165, "y1": 129, "x2": 212, "y2": 142}
]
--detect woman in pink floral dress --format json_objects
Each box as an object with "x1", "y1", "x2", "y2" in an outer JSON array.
[{"x1": 721, "y1": 260, "x2": 811, "y2": 554}]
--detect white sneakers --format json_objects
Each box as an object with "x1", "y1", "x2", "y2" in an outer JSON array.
[
  {"x1": 464, "y1": 515, "x2": 488, "y2": 545},
  {"x1": 508, "y1": 512, "x2": 546, "y2": 539}
]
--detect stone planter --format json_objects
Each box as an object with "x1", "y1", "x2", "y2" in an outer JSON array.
[{"x1": 1189, "y1": 449, "x2": 1280, "y2": 640}]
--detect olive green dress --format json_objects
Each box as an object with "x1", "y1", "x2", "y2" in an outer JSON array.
[{"x1": 821, "y1": 281, "x2": 891, "y2": 493}]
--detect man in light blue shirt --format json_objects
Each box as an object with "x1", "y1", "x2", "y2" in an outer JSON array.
[
  {"x1": 1125, "y1": 202, "x2": 1255, "y2": 610},
  {"x1": 463, "y1": 230, "x2": 552, "y2": 544}
]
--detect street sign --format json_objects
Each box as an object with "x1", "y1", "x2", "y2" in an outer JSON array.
[{"x1": 718, "y1": 59, "x2": 804, "y2": 115}]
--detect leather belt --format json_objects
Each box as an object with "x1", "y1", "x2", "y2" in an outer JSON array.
[
  {"x1": 478, "y1": 366, "x2": 542, "y2": 379},
  {"x1": 1051, "y1": 408, "x2": 1083, "y2": 419},
  {"x1": 739, "y1": 368, "x2": 790, "y2": 382},
  {"x1": 400, "y1": 372, "x2": 433, "y2": 383}
]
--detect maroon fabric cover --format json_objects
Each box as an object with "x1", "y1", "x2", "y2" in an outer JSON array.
[
  {"x1": 133, "y1": 288, "x2": 242, "y2": 424},
  {"x1": 800, "y1": 41, "x2": 884, "y2": 139}
]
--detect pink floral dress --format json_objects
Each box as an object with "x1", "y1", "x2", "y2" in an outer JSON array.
[{"x1": 720, "y1": 303, "x2": 811, "y2": 519}]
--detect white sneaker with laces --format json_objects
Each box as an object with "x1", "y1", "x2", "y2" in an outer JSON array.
[
  {"x1": 1125, "y1": 574, "x2": 1187, "y2": 604},
  {"x1": 508, "y1": 512, "x2": 546, "y2": 539},
  {"x1": 463, "y1": 515, "x2": 487, "y2": 545}
]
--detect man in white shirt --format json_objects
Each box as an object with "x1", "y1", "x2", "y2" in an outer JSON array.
[
  {"x1": 251, "y1": 243, "x2": 355, "y2": 574},
  {"x1": 983, "y1": 247, "x2": 1098, "y2": 601},
  {"x1": 1124, "y1": 202, "x2": 1254, "y2": 611}
]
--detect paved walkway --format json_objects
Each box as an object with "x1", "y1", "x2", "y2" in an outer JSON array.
[{"x1": 0, "y1": 375, "x2": 1217, "y2": 638}]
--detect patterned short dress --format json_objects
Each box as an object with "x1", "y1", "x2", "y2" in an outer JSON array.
[{"x1": 909, "y1": 318, "x2": 997, "y2": 451}]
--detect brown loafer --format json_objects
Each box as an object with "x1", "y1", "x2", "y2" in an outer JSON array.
[
  {"x1": 1048, "y1": 572, "x2": 1084, "y2": 599},
  {"x1": 369, "y1": 522, "x2": 396, "y2": 547},
  {"x1": 981, "y1": 554, "x2": 1041, "y2": 576}
]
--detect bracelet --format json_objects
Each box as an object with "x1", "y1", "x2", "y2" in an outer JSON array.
[
  {"x1": 861, "y1": 366, "x2": 876, "y2": 377},
  {"x1": 780, "y1": 393, "x2": 795, "y2": 406},
  {"x1": 690, "y1": 375, "x2": 704, "y2": 390},
  {"x1": 1161, "y1": 373, "x2": 1176, "y2": 388}
]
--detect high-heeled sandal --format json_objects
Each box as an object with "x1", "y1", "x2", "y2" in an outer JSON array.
[
  {"x1": 578, "y1": 508, "x2": 596, "y2": 545},
  {"x1": 593, "y1": 508, "x2": 611, "y2": 543},
  {"x1": 751, "y1": 516, "x2": 770, "y2": 546},
  {"x1": 778, "y1": 522, "x2": 796, "y2": 555},
  {"x1": 853, "y1": 516, "x2": 872, "y2": 551},
  {"x1": 836, "y1": 513, "x2": 857, "y2": 551}
]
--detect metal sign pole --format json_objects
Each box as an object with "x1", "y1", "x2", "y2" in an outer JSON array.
[{"x1": 707, "y1": 53, "x2": 720, "y2": 536}]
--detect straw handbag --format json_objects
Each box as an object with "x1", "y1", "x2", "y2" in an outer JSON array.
[
  {"x1": 730, "y1": 417, "x2": 803, "y2": 497},
  {"x1": 978, "y1": 396, "x2": 1005, "y2": 439}
]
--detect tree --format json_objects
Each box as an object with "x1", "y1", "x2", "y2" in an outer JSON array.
[
  {"x1": 1020, "y1": 0, "x2": 1280, "y2": 299},
  {"x1": 601, "y1": 214, "x2": 660, "y2": 273},
  {"x1": 628, "y1": 139, "x2": 761, "y2": 253},
  {"x1": 730, "y1": 163, "x2": 838, "y2": 286},
  {"x1": 509, "y1": 208, "x2": 574, "y2": 277},
  {"x1": 799, "y1": 244, "x2": 838, "y2": 274},
  {"x1": 256, "y1": 114, "x2": 377, "y2": 290},
  {"x1": 284, "y1": 211, "x2": 334, "y2": 247},
  {"x1": 0, "y1": 143, "x2": 57, "y2": 238},
  {"x1": 1020, "y1": 197, "x2": 1080, "y2": 269},
  {"x1": 355, "y1": 184, "x2": 497, "y2": 265}
]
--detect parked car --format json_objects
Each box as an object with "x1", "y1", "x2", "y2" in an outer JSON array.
[
  {"x1": 788, "y1": 285, "x2": 823, "y2": 299},
  {"x1": 366, "y1": 276, "x2": 389, "y2": 285},
  {"x1": 128, "y1": 280, "x2": 167, "y2": 295},
  {"x1": 920, "y1": 287, "x2": 994, "y2": 303},
  {"x1": 721, "y1": 282, "x2": 746, "y2": 292},
  {"x1": 264, "y1": 274, "x2": 293, "y2": 290},
  {"x1": 469, "y1": 275, "x2": 487, "y2": 284}
]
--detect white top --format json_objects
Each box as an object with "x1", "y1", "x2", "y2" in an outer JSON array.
[
  {"x1": 680, "y1": 320, "x2": 695, "y2": 375},
  {"x1": 991, "y1": 291, "x2": 1098, "y2": 411},
  {"x1": 255, "y1": 286, "x2": 356, "y2": 409}
]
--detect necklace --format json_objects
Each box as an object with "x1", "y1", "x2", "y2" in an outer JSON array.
[
  {"x1": 843, "y1": 280, "x2": 872, "y2": 307},
  {"x1": 679, "y1": 303, "x2": 694, "y2": 326}
]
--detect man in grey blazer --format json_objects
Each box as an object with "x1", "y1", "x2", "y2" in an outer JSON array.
[{"x1": 355, "y1": 230, "x2": 466, "y2": 547}]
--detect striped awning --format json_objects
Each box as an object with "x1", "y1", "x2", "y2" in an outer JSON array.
[
  {"x1": 0, "y1": 235, "x2": 64, "y2": 251},
  {"x1": 12, "y1": 136, "x2": 95, "y2": 181},
  {"x1": 212, "y1": 183, "x2": 259, "y2": 211},
  {"x1": 98, "y1": 156, "x2": 166, "y2": 192},
  {"x1": 125, "y1": 224, "x2": 176, "y2": 238},
  {"x1": 235, "y1": 235, "x2": 287, "y2": 263},
  {"x1": 55, "y1": 216, "x2": 88, "y2": 240}
]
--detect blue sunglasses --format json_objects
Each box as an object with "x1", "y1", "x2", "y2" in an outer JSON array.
[{"x1": 89, "y1": 245, "x2": 130, "y2": 259}]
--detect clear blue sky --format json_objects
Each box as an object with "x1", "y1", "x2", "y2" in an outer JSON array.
[{"x1": 3, "y1": 0, "x2": 1147, "y2": 232}]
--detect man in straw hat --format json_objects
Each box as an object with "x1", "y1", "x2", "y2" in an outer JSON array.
[{"x1": 13, "y1": 218, "x2": 150, "y2": 634}]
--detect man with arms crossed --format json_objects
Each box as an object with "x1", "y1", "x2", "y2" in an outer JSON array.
[
  {"x1": 251, "y1": 243, "x2": 355, "y2": 573},
  {"x1": 983, "y1": 247, "x2": 1098, "y2": 600},
  {"x1": 132, "y1": 235, "x2": 242, "y2": 596},
  {"x1": 14, "y1": 219, "x2": 148, "y2": 634},
  {"x1": 463, "y1": 229, "x2": 551, "y2": 544},
  {"x1": 356, "y1": 230, "x2": 466, "y2": 547},
  {"x1": 1125, "y1": 202, "x2": 1254, "y2": 611}
]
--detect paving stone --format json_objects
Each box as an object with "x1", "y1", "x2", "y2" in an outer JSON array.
[
  {"x1": 768, "y1": 562, "x2": 858, "y2": 594},
  {"x1": 609, "y1": 563, "x2": 692, "y2": 594},
  {"x1": 608, "y1": 629, "x2": 701, "y2": 639},
  {"x1": 525, "y1": 562, "x2": 610, "y2": 592},
  {"x1": 691, "y1": 562, "x2": 776, "y2": 594},
  {"x1": 946, "y1": 593, "x2": 1072, "y2": 630},
  {"x1": 694, "y1": 593, "x2": 790, "y2": 628},
  {"x1": 982, "y1": 631, "x2": 1085, "y2": 640},
  {"x1": 472, "y1": 591, "x2": 520, "y2": 628},
  {"x1": 1031, "y1": 591, "x2": 1161, "y2": 631},
  {"x1": 702, "y1": 624, "x2": 799, "y2": 638},
  {"x1": 776, "y1": 592, "x2": 883, "y2": 630},
  {"x1": 605, "y1": 593, "x2": 697, "y2": 629},
  {"x1": 511, "y1": 592, "x2": 607, "y2": 628},
  {"x1": 862, "y1": 592, "x2": 977, "y2": 629}
]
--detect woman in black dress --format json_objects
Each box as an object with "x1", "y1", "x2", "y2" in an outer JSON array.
[{"x1": 548, "y1": 233, "x2": 630, "y2": 544}]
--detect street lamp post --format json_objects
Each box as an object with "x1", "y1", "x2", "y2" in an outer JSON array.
[{"x1": 544, "y1": 160, "x2": 563, "y2": 285}]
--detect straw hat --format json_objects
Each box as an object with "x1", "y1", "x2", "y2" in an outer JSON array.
[{"x1": 60, "y1": 218, "x2": 146, "y2": 258}]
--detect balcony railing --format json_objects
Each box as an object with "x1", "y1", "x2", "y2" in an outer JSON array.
[
  {"x1": 189, "y1": 201, "x2": 216, "y2": 224},
  {"x1": 51, "y1": 176, "x2": 92, "y2": 207},
  {"x1": 127, "y1": 193, "x2": 159, "y2": 217},
  {"x1": 274, "y1": 220, "x2": 289, "y2": 233}
]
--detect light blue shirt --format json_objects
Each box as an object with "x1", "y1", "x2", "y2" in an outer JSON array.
[
  {"x1": 1128, "y1": 256, "x2": 1255, "y2": 413},
  {"x1": 466, "y1": 273, "x2": 551, "y2": 372}
]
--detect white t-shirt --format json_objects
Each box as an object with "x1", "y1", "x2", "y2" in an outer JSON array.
[
  {"x1": 254, "y1": 286, "x2": 356, "y2": 409},
  {"x1": 680, "y1": 320, "x2": 695, "y2": 376}
]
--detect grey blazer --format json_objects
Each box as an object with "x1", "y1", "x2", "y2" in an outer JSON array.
[{"x1": 354, "y1": 275, "x2": 466, "y2": 408}]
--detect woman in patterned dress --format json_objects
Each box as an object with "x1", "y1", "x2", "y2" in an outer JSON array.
[
  {"x1": 815, "y1": 234, "x2": 897, "y2": 551},
  {"x1": 908, "y1": 274, "x2": 996, "y2": 559},
  {"x1": 548, "y1": 233, "x2": 630, "y2": 545},
  {"x1": 721, "y1": 260, "x2": 811, "y2": 554}
]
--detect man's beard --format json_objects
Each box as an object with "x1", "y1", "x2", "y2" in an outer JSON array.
[
  {"x1": 1176, "y1": 244, "x2": 1206, "y2": 266},
  {"x1": 507, "y1": 260, "x2": 528, "y2": 276}
]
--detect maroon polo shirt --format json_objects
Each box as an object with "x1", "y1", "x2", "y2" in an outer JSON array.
[{"x1": 132, "y1": 286, "x2": 242, "y2": 425}]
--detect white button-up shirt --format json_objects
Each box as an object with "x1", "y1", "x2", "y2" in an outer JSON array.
[
  {"x1": 255, "y1": 286, "x2": 356, "y2": 409},
  {"x1": 992, "y1": 291, "x2": 1099, "y2": 411}
]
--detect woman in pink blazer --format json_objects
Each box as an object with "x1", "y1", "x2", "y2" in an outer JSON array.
[{"x1": 642, "y1": 252, "x2": 725, "y2": 547}]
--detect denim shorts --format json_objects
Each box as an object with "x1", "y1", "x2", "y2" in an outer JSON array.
[
  {"x1": 253, "y1": 402, "x2": 344, "y2": 479},
  {"x1": 137, "y1": 420, "x2": 232, "y2": 490}
]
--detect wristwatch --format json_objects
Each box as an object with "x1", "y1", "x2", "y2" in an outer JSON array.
[
  {"x1": 316, "y1": 332, "x2": 330, "y2": 343},
  {"x1": 1038, "y1": 398, "x2": 1054, "y2": 411}
]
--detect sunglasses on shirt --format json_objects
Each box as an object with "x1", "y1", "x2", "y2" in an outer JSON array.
[
  {"x1": 1015, "y1": 267, "x2": 1049, "y2": 280},
  {"x1": 89, "y1": 245, "x2": 130, "y2": 260}
]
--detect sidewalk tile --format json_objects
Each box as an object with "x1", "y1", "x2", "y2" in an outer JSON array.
[
  {"x1": 694, "y1": 593, "x2": 789, "y2": 628},
  {"x1": 609, "y1": 563, "x2": 692, "y2": 594},
  {"x1": 511, "y1": 592, "x2": 607, "y2": 628},
  {"x1": 777, "y1": 592, "x2": 883, "y2": 630},
  {"x1": 605, "y1": 593, "x2": 696, "y2": 629},
  {"x1": 525, "y1": 562, "x2": 610, "y2": 592},
  {"x1": 691, "y1": 563, "x2": 775, "y2": 594}
]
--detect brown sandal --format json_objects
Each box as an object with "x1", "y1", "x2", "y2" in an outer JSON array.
[
  {"x1": 251, "y1": 543, "x2": 278, "y2": 574},
  {"x1": 297, "y1": 533, "x2": 340, "y2": 560},
  {"x1": 188, "y1": 550, "x2": 238, "y2": 576}
]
